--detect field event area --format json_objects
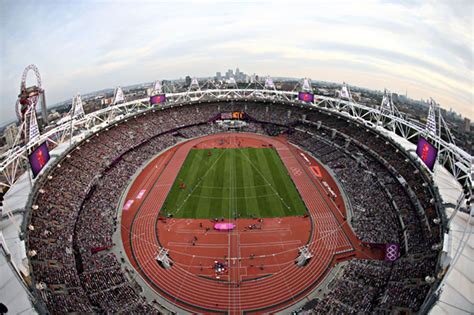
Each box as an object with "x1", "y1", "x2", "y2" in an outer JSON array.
[{"x1": 161, "y1": 147, "x2": 308, "y2": 219}]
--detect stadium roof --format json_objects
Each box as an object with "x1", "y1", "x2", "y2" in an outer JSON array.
[{"x1": 0, "y1": 224, "x2": 36, "y2": 314}]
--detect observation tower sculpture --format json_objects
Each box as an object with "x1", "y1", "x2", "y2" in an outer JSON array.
[{"x1": 15, "y1": 64, "x2": 48, "y2": 145}]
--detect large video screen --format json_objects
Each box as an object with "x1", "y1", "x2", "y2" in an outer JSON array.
[
  {"x1": 221, "y1": 112, "x2": 245, "y2": 120},
  {"x1": 150, "y1": 94, "x2": 166, "y2": 105},
  {"x1": 232, "y1": 111, "x2": 245, "y2": 119},
  {"x1": 416, "y1": 137, "x2": 438, "y2": 171},
  {"x1": 298, "y1": 92, "x2": 314, "y2": 103},
  {"x1": 29, "y1": 142, "x2": 50, "y2": 178}
]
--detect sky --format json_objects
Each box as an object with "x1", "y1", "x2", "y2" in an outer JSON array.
[{"x1": 0, "y1": 0, "x2": 472, "y2": 126}]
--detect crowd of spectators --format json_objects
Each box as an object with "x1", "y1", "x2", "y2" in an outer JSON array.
[
  {"x1": 305, "y1": 112, "x2": 440, "y2": 237},
  {"x1": 378, "y1": 282, "x2": 431, "y2": 311},
  {"x1": 289, "y1": 128, "x2": 400, "y2": 244},
  {"x1": 389, "y1": 254, "x2": 438, "y2": 281},
  {"x1": 178, "y1": 123, "x2": 217, "y2": 139},
  {"x1": 303, "y1": 260, "x2": 391, "y2": 314},
  {"x1": 292, "y1": 117, "x2": 441, "y2": 253},
  {"x1": 28, "y1": 104, "x2": 226, "y2": 313},
  {"x1": 290, "y1": 112, "x2": 442, "y2": 314},
  {"x1": 27, "y1": 101, "x2": 439, "y2": 313},
  {"x1": 301, "y1": 257, "x2": 433, "y2": 314}
]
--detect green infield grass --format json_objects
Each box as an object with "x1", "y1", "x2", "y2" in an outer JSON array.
[{"x1": 160, "y1": 147, "x2": 307, "y2": 219}]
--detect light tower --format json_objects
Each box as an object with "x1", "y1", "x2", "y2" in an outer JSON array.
[
  {"x1": 226, "y1": 77, "x2": 238, "y2": 89},
  {"x1": 151, "y1": 80, "x2": 162, "y2": 95},
  {"x1": 189, "y1": 77, "x2": 200, "y2": 91},
  {"x1": 339, "y1": 82, "x2": 352, "y2": 101},
  {"x1": 302, "y1": 78, "x2": 312, "y2": 91},
  {"x1": 264, "y1": 76, "x2": 276, "y2": 90},
  {"x1": 377, "y1": 89, "x2": 396, "y2": 130}
]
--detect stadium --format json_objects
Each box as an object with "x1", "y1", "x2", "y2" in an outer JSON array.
[{"x1": 0, "y1": 70, "x2": 472, "y2": 314}]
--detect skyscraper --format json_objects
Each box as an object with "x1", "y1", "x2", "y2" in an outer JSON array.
[
  {"x1": 463, "y1": 118, "x2": 471, "y2": 133},
  {"x1": 4, "y1": 123, "x2": 18, "y2": 148},
  {"x1": 185, "y1": 76, "x2": 192, "y2": 87}
]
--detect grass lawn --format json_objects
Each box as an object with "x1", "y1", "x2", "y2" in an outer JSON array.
[{"x1": 160, "y1": 147, "x2": 307, "y2": 219}]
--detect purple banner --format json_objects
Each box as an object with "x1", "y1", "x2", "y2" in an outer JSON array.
[
  {"x1": 298, "y1": 92, "x2": 314, "y2": 103},
  {"x1": 385, "y1": 243, "x2": 400, "y2": 261},
  {"x1": 29, "y1": 142, "x2": 50, "y2": 178},
  {"x1": 416, "y1": 137, "x2": 438, "y2": 171},
  {"x1": 150, "y1": 94, "x2": 166, "y2": 105}
]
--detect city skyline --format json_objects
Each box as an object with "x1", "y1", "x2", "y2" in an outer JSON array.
[{"x1": 1, "y1": 0, "x2": 472, "y2": 126}]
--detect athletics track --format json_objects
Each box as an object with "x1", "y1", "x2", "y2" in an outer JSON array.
[{"x1": 120, "y1": 133, "x2": 383, "y2": 314}]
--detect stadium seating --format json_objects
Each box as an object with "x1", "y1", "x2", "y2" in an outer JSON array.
[{"x1": 27, "y1": 102, "x2": 441, "y2": 313}]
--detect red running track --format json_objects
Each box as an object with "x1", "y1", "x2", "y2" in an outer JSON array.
[{"x1": 120, "y1": 133, "x2": 382, "y2": 314}]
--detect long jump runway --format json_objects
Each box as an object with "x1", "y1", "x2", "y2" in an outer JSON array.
[{"x1": 120, "y1": 133, "x2": 380, "y2": 314}]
